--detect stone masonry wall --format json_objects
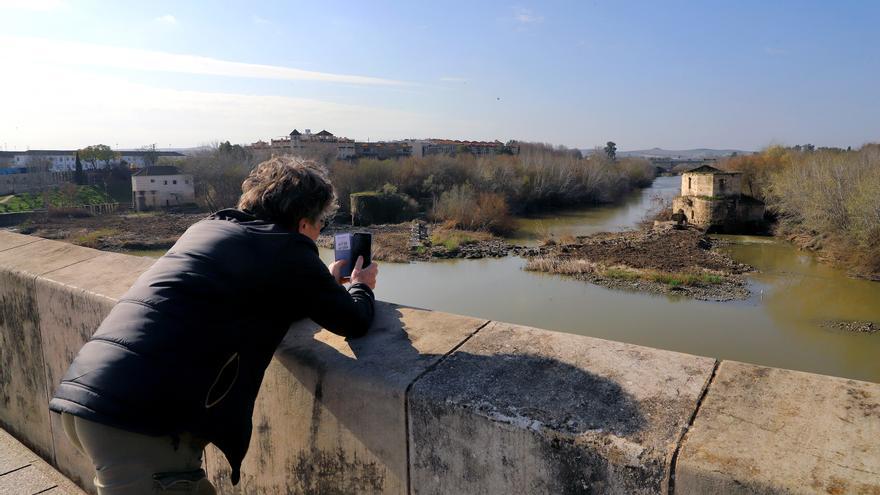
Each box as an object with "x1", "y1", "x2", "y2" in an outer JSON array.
[
  {"x1": 1, "y1": 230, "x2": 878, "y2": 494},
  {"x1": 681, "y1": 173, "x2": 715, "y2": 197},
  {"x1": 672, "y1": 196, "x2": 724, "y2": 227},
  {"x1": 711, "y1": 173, "x2": 742, "y2": 197},
  {"x1": 680, "y1": 172, "x2": 741, "y2": 198}
]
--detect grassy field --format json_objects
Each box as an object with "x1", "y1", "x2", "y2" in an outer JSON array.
[{"x1": 0, "y1": 186, "x2": 114, "y2": 213}]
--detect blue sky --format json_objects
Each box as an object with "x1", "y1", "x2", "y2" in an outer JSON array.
[{"x1": 1, "y1": 0, "x2": 878, "y2": 151}]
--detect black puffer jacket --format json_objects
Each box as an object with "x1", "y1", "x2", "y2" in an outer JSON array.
[{"x1": 49, "y1": 209, "x2": 374, "y2": 484}]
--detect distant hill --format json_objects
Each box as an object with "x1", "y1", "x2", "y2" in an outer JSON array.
[{"x1": 581, "y1": 148, "x2": 752, "y2": 159}]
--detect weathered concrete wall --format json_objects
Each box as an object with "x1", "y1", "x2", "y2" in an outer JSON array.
[
  {"x1": 0, "y1": 232, "x2": 156, "y2": 494},
  {"x1": 1, "y1": 230, "x2": 878, "y2": 494},
  {"x1": 676, "y1": 361, "x2": 880, "y2": 494},
  {"x1": 205, "y1": 305, "x2": 487, "y2": 494},
  {"x1": 408, "y1": 322, "x2": 716, "y2": 494}
]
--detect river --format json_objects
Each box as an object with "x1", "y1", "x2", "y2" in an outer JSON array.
[
  {"x1": 129, "y1": 176, "x2": 879, "y2": 382},
  {"x1": 318, "y1": 176, "x2": 880, "y2": 383}
]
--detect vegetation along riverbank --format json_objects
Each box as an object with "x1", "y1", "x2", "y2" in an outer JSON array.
[
  {"x1": 177, "y1": 141, "x2": 656, "y2": 235},
  {"x1": 520, "y1": 226, "x2": 752, "y2": 301},
  {"x1": 716, "y1": 143, "x2": 880, "y2": 280}
]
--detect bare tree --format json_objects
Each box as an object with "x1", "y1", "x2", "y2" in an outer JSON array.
[{"x1": 178, "y1": 144, "x2": 269, "y2": 211}]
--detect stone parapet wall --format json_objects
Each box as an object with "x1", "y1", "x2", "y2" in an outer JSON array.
[{"x1": 1, "y1": 230, "x2": 877, "y2": 494}]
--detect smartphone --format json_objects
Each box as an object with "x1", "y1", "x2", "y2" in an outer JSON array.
[{"x1": 334, "y1": 232, "x2": 372, "y2": 278}]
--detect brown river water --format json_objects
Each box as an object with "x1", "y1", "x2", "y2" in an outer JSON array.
[
  {"x1": 132, "y1": 176, "x2": 880, "y2": 382},
  {"x1": 319, "y1": 176, "x2": 880, "y2": 383}
]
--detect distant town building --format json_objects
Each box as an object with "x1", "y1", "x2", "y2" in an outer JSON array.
[
  {"x1": 671, "y1": 165, "x2": 764, "y2": 231},
  {"x1": 248, "y1": 128, "x2": 519, "y2": 160},
  {"x1": 421, "y1": 139, "x2": 513, "y2": 157},
  {"x1": 0, "y1": 151, "x2": 16, "y2": 168},
  {"x1": 355, "y1": 141, "x2": 412, "y2": 160},
  {"x1": 250, "y1": 129, "x2": 356, "y2": 160},
  {"x1": 0, "y1": 151, "x2": 66, "y2": 195},
  {"x1": 116, "y1": 150, "x2": 185, "y2": 169},
  {"x1": 3, "y1": 150, "x2": 184, "y2": 172},
  {"x1": 131, "y1": 166, "x2": 195, "y2": 211}
]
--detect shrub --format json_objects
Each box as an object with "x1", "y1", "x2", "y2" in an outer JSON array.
[
  {"x1": 350, "y1": 189, "x2": 418, "y2": 226},
  {"x1": 430, "y1": 183, "x2": 514, "y2": 234},
  {"x1": 178, "y1": 145, "x2": 271, "y2": 211},
  {"x1": 324, "y1": 143, "x2": 656, "y2": 225},
  {"x1": 430, "y1": 229, "x2": 483, "y2": 251},
  {"x1": 728, "y1": 144, "x2": 880, "y2": 276}
]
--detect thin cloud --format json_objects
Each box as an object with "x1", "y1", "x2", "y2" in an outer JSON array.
[
  {"x1": 0, "y1": 36, "x2": 407, "y2": 86},
  {"x1": 0, "y1": 62, "x2": 425, "y2": 149},
  {"x1": 155, "y1": 14, "x2": 178, "y2": 25},
  {"x1": 440, "y1": 76, "x2": 468, "y2": 83},
  {"x1": 513, "y1": 7, "x2": 543, "y2": 24},
  {"x1": 252, "y1": 15, "x2": 271, "y2": 25}
]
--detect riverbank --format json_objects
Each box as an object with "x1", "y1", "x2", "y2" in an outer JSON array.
[
  {"x1": 12, "y1": 211, "x2": 205, "y2": 251},
  {"x1": 9, "y1": 211, "x2": 518, "y2": 263},
  {"x1": 9, "y1": 211, "x2": 754, "y2": 301},
  {"x1": 318, "y1": 222, "x2": 514, "y2": 262},
  {"x1": 323, "y1": 221, "x2": 754, "y2": 301},
  {"x1": 520, "y1": 227, "x2": 753, "y2": 301},
  {"x1": 778, "y1": 229, "x2": 880, "y2": 282},
  {"x1": 717, "y1": 145, "x2": 880, "y2": 280},
  {"x1": 4, "y1": 187, "x2": 879, "y2": 382}
]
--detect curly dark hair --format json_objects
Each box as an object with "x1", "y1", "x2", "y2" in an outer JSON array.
[{"x1": 238, "y1": 156, "x2": 338, "y2": 228}]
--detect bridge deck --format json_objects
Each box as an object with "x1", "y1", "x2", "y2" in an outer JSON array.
[{"x1": 0, "y1": 428, "x2": 86, "y2": 495}]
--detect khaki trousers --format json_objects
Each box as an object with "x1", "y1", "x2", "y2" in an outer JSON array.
[{"x1": 61, "y1": 413, "x2": 216, "y2": 495}]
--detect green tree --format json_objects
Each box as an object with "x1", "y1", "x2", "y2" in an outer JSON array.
[
  {"x1": 79, "y1": 144, "x2": 118, "y2": 170},
  {"x1": 218, "y1": 140, "x2": 248, "y2": 158},
  {"x1": 604, "y1": 141, "x2": 617, "y2": 161},
  {"x1": 74, "y1": 152, "x2": 86, "y2": 185}
]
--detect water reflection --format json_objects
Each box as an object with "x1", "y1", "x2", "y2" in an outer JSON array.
[
  {"x1": 509, "y1": 175, "x2": 680, "y2": 245},
  {"x1": 719, "y1": 238, "x2": 880, "y2": 382}
]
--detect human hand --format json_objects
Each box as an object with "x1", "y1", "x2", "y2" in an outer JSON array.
[
  {"x1": 328, "y1": 260, "x2": 348, "y2": 285},
  {"x1": 350, "y1": 256, "x2": 378, "y2": 290}
]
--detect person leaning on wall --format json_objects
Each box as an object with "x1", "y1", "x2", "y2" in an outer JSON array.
[{"x1": 48, "y1": 155, "x2": 379, "y2": 494}]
